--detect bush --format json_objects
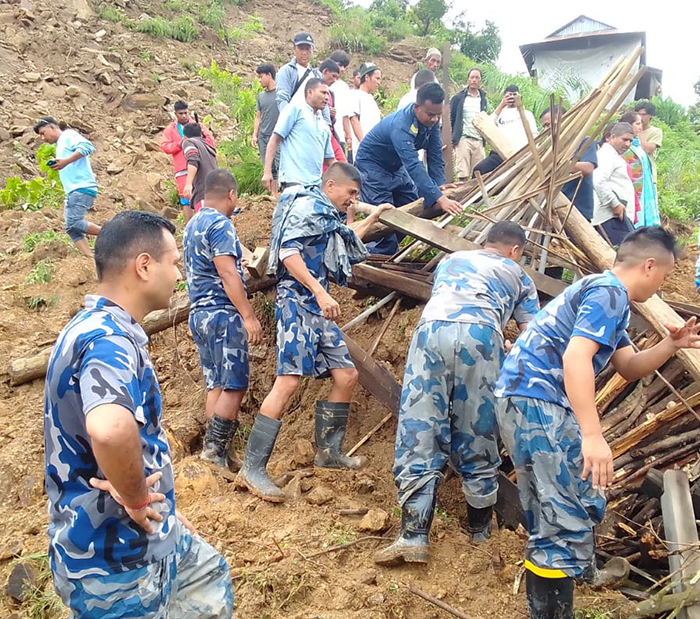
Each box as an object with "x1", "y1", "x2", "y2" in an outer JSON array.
[
  {"x1": 1, "y1": 144, "x2": 64, "y2": 211},
  {"x1": 328, "y1": 7, "x2": 386, "y2": 54},
  {"x1": 135, "y1": 16, "x2": 199, "y2": 42}
]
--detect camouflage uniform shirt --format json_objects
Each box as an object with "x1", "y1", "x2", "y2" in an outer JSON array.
[
  {"x1": 184, "y1": 207, "x2": 246, "y2": 312},
  {"x1": 277, "y1": 234, "x2": 329, "y2": 315},
  {"x1": 420, "y1": 250, "x2": 539, "y2": 331},
  {"x1": 44, "y1": 295, "x2": 178, "y2": 578},
  {"x1": 495, "y1": 270, "x2": 632, "y2": 409}
]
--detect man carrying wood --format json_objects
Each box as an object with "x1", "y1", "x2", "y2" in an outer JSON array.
[
  {"x1": 495, "y1": 226, "x2": 700, "y2": 619},
  {"x1": 45, "y1": 211, "x2": 233, "y2": 618},
  {"x1": 235, "y1": 163, "x2": 392, "y2": 502},
  {"x1": 354, "y1": 82, "x2": 463, "y2": 255},
  {"x1": 375, "y1": 222, "x2": 539, "y2": 567},
  {"x1": 183, "y1": 170, "x2": 263, "y2": 470}
]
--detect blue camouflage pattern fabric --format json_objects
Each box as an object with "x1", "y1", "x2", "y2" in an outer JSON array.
[
  {"x1": 497, "y1": 396, "x2": 605, "y2": 578},
  {"x1": 276, "y1": 296, "x2": 354, "y2": 377},
  {"x1": 183, "y1": 207, "x2": 246, "y2": 312},
  {"x1": 420, "y1": 250, "x2": 539, "y2": 330},
  {"x1": 394, "y1": 321, "x2": 504, "y2": 508},
  {"x1": 495, "y1": 270, "x2": 632, "y2": 408},
  {"x1": 190, "y1": 309, "x2": 249, "y2": 391},
  {"x1": 44, "y1": 295, "x2": 178, "y2": 578},
  {"x1": 268, "y1": 186, "x2": 368, "y2": 315},
  {"x1": 52, "y1": 520, "x2": 234, "y2": 619}
]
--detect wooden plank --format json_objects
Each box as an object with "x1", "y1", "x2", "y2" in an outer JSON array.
[
  {"x1": 440, "y1": 41, "x2": 454, "y2": 183},
  {"x1": 342, "y1": 333, "x2": 401, "y2": 415},
  {"x1": 475, "y1": 114, "x2": 700, "y2": 383},
  {"x1": 352, "y1": 263, "x2": 432, "y2": 303},
  {"x1": 378, "y1": 208, "x2": 567, "y2": 299}
]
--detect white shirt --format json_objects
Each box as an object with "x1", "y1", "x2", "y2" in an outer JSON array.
[
  {"x1": 409, "y1": 71, "x2": 439, "y2": 90},
  {"x1": 592, "y1": 142, "x2": 636, "y2": 225},
  {"x1": 330, "y1": 79, "x2": 351, "y2": 142},
  {"x1": 397, "y1": 90, "x2": 417, "y2": 110},
  {"x1": 491, "y1": 106, "x2": 538, "y2": 150},
  {"x1": 290, "y1": 63, "x2": 313, "y2": 107},
  {"x1": 350, "y1": 89, "x2": 381, "y2": 148}
]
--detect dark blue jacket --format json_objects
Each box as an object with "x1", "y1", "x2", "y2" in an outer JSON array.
[{"x1": 355, "y1": 105, "x2": 445, "y2": 207}]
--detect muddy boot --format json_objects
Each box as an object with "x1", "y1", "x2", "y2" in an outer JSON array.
[
  {"x1": 526, "y1": 571, "x2": 574, "y2": 619},
  {"x1": 466, "y1": 504, "x2": 493, "y2": 545},
  {"x1": 201, "y1": 416, "x2": 237, "y2": 469},
  {"x1": 314, "y1": 400, "x2": 368, "y2": 470},
  {"x1": 580, "y1": 557, "x2": 630, "y2": 590},
  {"x1": 235, "y1": 415, "x2": 285, "y2": 503},
  {"x1": 374, "y1": 480, "x2": 437, "y2": 567}
]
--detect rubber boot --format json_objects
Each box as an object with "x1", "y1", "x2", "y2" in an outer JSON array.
[
  {"x1": 373, "y1": 480, "x2": 438, "y2": 567},
  {"x1": 201, "y1": 416, "x2": 238, "y2": 469},
  {"x1": 526, "y1": 571, "x2": 574, "y2": 619},
  {"x1": 579, "y1": 557, "x2": 630, "y2": 589},
  {"x1": 234, "y1": 415, "x2": 285, "y2": 503},
  {"x1": 314, "y1": 400, "x2": 368, "y2": 470},
  {"x1": 466, "y1": 504, "x2": 493, "y2": 545}
]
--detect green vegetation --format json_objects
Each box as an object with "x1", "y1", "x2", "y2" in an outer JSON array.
[
  {"x1": 23, "y1": 230, "x2": 68, "y2": 253},
  {"x1": 1, "y1": 144, "x2": 64, "y2": 211},
  {"x1": 27, "y1": 260, "x2": 53, "y2": 285},
  {"x1": 200, "y1": 61, "x2": 264, "y2": 194},
  {"x1": 27, "y1": 295, "x2": 58, "y2": 311},
  {"x1": 135, "y1": 15, "x2": 199, "y2": 42},
  {"x1": 11, "y1": 554, "x2": 63, "y2": 619}
]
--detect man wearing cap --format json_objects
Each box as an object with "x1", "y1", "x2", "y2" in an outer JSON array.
[
  {"x1": 276, "y1": 33, "x2": 331, "y2": 126},
  {"x1": 410, "y1": 48, "x2": 441, "y2": 89},
  {"x1": 349, "y1": 62, "x2": 382, "y2": 149},
  {"x1": 355, "y1": 83, "x2": 464, "y2": 255},
  {"x1": 262, "y1": 78, "x2": 336, "y2": 194}
]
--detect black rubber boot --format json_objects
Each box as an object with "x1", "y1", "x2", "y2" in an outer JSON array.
[
  {"x1": 579, "y1": 557, "x2": 630, "y2": 589},
  {"x1": 526, "y1": 571, "x2": 574, "y2": 619},
  {"x1": 314, "y1": 400, "x2": 368, "y2": 470},
  {"x1": 374, "y1": 480, "x2": 438, "y2": 567},
  {"x1": 235, "y1": 415, "x2": 285, "y2": 503},
  {"x1": 466, "y1": 504, "x2": 493, "y2": 545},
  {"x1": 201, "y1": 416, "x2": 238, "y2": 469}
]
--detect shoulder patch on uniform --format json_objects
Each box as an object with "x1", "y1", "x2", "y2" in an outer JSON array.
[{"x1": 410, "y1": 124, "x2": 418, "y2": 134}]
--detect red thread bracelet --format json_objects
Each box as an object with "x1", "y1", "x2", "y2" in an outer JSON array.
[{"x1": 124, "y1": 496, "x2": 151, "y2": 512}]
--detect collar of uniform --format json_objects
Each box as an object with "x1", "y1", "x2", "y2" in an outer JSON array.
[{"x1": 84, "y1": 295, "x2": 149, "y2": 347}]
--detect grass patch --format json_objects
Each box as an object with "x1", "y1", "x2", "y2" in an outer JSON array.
[
  {"x1": 135, "y1": 15, "x2": 199, "y2": 42},
  {"x1": 27, "y1": 295, "x2": 58, "y2": 311},
  {"x1": 27, "y1": 260, "x2": 53, "y2": 285},
  {"x1": 11, "y1": 553, "x2": 63, "y2": 619},
  {"x1": 23, "y1": 230, "x2": 68, "y2": 253}
]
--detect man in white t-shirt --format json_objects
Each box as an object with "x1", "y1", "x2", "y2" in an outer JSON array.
[
  {"x1": 397, "y1": 69, "x2": 437, "y2": 111},
  {"x1": 329, "y1": 50, "x2": 353, "y2": 156},
  {"x1": 348, "y1": 62, "x2": 382, "y2": 150}
]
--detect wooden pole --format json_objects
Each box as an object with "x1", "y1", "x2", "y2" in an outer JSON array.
[{"x1": 441, "y1": 42, "x2": 454, "y2": 183}]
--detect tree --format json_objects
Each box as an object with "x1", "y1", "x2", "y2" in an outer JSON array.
[
  {"x1": 408, "y1": 0, "x2": 448, "y2": 36},
  {"x1": 451, "y1": 19, "x2": 501, "y2": 64}
]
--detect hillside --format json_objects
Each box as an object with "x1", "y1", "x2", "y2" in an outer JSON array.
[{"x1": 0, "y1": 2, "x2": 697, "y2": 619}]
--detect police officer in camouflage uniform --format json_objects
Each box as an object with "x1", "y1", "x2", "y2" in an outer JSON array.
[
  {"x1": 235, "y1": 163, "x2": 393, "y2": 502},
  {"x1": 495, "y1": 226, "x2": 700, "y2": 619},
  {"x1": 44, "y1": 211, "x2": 233, "y2": 618},
  {"x1": 374, "y1": 222, "x2": 539, "y2": 567},
  {"x1": 183, "y1": 169, "x2": 263, "y2": 470}
]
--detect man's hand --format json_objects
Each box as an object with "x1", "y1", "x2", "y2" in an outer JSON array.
[
  {"x1": 612, "y1": 204, "x2": 625, "y2": 220},
  {"x1": 176, "y1": 509, "x2": 198, "y2": 536},
  {"x1": 437, "y1": 195, "x2": 464, "y2": 217},
  {"x1": 251, "y1": 135, "x2": 258, "y2": 148},
  {"x1": 90, "y1": 471, "x2": 166, "y2": 534},
  {"x1": 316, "y1": 289, "x2": 341, "y2": 321},
  {"x1": 581, "y1": 433, "x2": 613, "y2": 489},
  {"x1": 244, "y1": 315, "x2": 263, "y2": 346},
  {"x1": 666, "y1": 317, "x2": 700, "y2": 350},
  {"x1": 439, "y1": 183, "x2": 459, "y2": 191},
  {"x1": 261, "y1": 171, "x2": 275, "y2": 193},
  {"x1": 49, "y1": 158, "x2": 69, "y2": 171},
  {"x1": 367, "y1": 203, "x2": 395, "y2": 221},
  {"x1": 183, "y1": 184, "x2": 193, "y2": 200},
  {"x1": 345, "y1": 135, "x2": 353, "y2": 148},
  {"x1": 330, "y1": 106, "x2": 336, "y2": 123}
]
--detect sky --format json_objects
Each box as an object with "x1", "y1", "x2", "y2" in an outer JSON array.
[{"x1": 356, "y1": 0, "x2": 700, "y2": 106}]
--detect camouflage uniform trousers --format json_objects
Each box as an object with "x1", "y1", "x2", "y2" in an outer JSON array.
[
  {"x1": 52, "y1": 520, "x2": 234, "y2": 618},
  {"x1": 393, "y1": 320, "x2": 503, "y2": 508},
  {"x1": 276, "y1": 296, "x2": 354, "y2": 378},
  {"x1": 496, "y1": 395, "x2": 606, "y2": 578},
  {"x1": 190, "y1": 308, "x2": 249, "y2": 391}
]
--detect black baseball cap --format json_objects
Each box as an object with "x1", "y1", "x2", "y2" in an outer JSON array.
[
  {"x1": 33, "y1": 116, "x2": 58, "y2": 133},
  {"x1": 293, "y1": 32, "x2": 314, "y2": 46}
]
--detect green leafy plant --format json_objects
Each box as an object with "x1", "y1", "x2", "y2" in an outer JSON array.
[
  {"x1": 328, "y1": 7, "x2": 386, "y2": 54},
  {"x1": 27, "y1": 295, "x2": 58, "y2": 311},
  {"x1": 11, "y1": 553, "x2": 63, "y2": 619},
  {"x1": 197, "y1": 1, "x2": 225, "y2": 28},
  {"x1": 135, "y1": 16, "x2": 199, "y2": 42},
  {"x1": 27, "y1": 260, "x2": 53, "y2": 285},
  {"x1": 1, "y1": 144, "x2": 64, "y2": 211},
  {"x1": 23, "y1": 230, "x2": 68, "y2": 252}
]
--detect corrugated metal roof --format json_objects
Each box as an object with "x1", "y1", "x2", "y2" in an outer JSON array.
[{"x1": 548, "y1": 14, "x2": 616, "y2": 38}]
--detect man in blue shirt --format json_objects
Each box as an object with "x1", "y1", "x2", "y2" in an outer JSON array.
[
  {"x1": 45, "y1": 211, "x2": 233, "y2": 618},
  {"x1": 184, "y1": 170, "x2": 262, "y2": 470},
  {"x1": 375, "y1": 222, "x2": 539, "y2": 567},
  {"x1": 354, "y1": 83, "x2": 463, "y2": 255},
  {"x1": 34, "y1": 117, "x2": 101, "y2": 257},
  {"x1": 495, "y1": 227, "x2": 700, "y2": 619},
  {"x1": 236, "y1": 163, "x2": 392, "y2": 502},
  {"x1": 262, "y1": 78, "x2": 336, "y2": 194},
  {"x1": 540, "y1": 106, "x2": 597, "y2": 221}
]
